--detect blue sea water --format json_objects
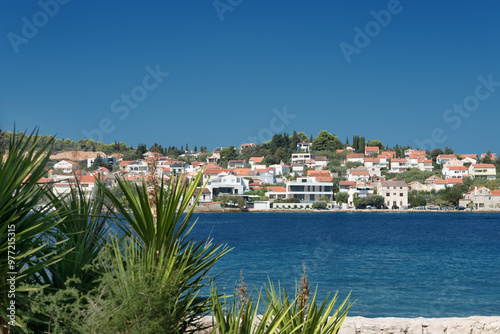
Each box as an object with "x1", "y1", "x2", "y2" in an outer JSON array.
[{"x1": 188, "y1": 212, "x2": 500, "y2": 318}]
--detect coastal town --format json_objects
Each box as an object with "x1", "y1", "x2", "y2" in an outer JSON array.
[{"x1": 18, "y1": 131, "x2": 500, "y2": 212}]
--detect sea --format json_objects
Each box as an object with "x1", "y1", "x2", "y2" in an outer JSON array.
[{"x1": 188, "y1": 212, "x2": 500, "y2": 318}]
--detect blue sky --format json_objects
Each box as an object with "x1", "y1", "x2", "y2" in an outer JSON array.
[{"x1": 1, "y1": 0, "x2": 499, "y2": 153}]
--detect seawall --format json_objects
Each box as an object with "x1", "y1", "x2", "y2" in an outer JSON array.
[{"x1": 338, "y1": 316, "x2": 500, "y2": 334}]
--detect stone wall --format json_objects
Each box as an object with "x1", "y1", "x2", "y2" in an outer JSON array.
[{"x1": 338, "y1": 316, "x2": 500, "y2": 334}]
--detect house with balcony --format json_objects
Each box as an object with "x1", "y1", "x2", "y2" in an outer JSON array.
[
  {"x1": 297, "y1": 142, "x2": 311, "y2": 151},
  {"x1": 285, "y1": 177, "x2": 333, "y2": 202},
  {"x1": 206, "y1": 174, "x2": 250, "y2": 197},
  {"x1": 346, "y1": 168, "x2": 370, "y2": 183},
  {"x1": 364, "y1": 146, "x2": 380, "y2": 156},
  {"x1": 390, "y1": 158, "x2": 408, "y2": 173},
  {"x1": 54, "y1": 160, "x2": 78, "y2": 174},
  {"x1": 346, "y1": 153, "x2": 365, "y2": 164},
  {"x1": 443, "y1": 165, "x2": 469, "y2": 179},
  {"x1": 469, "y1": 164, "x2": 496, "y2": 179},
  {"x1": 436, "y1": 154, "x2": 456, "y2": 164},
  {"x1": 127, "y1": 160, "x2": 149, "y2": 173}
]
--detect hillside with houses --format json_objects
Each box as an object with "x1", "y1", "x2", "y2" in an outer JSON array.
[{"x1": 4, "y1": 130, "x2": 499, "y2": 211}]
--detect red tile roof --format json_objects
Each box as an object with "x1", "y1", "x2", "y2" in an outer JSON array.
[
  {"x1": 346, "y1": 153, "x2": 364, "y2": 158},
  {"x1": 249, "y1": 157, "x2": 264, "y2": 163},
  {"x1": 471, "y1": 164, "x2": 496, "y2": 168},
  {"x1": 446, "y1": 178, "x2": 463, "y2": 184}
]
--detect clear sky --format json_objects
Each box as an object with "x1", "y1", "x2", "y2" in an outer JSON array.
[{"x1": 1, "y1": 1, "x2": 499, "y2": 153}]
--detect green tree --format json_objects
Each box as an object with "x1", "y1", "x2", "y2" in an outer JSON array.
[
  {"x1": 311, "y1": 131, "x2": 342, "y2": 152},
  {"x1": 366, "y1": 140, "x2": 383, "y2": 149},
  {"x1": 335, "y1": 192, "x2": 349, "y2": 205}
]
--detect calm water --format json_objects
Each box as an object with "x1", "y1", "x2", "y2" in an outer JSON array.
[{"x1": 189, "y1": 212, "x2": 500, "y2": 317}]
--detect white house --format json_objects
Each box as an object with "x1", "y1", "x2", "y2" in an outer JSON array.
[
  {"x1": 346, "y1": 168, "x2": 370, "y2": 183},
  {"x1": 54, "y1": 160, "x2": 78, "y2": 174},
  {"x1": 343, "y1": 183, "x2": 374, "y2": 208},
  {"x1": 346, "y1": 153, "x2": 364, "y2": 164},
  {"x1": 228, "y1": 160, "x2": 248, "y2": 169},
  {"x1": 443, "y1": 165, "x2": 469, "y2": 179},
  {"x1": 377, "y1": 180, "x2": 409, "y2": 207},
  {"x1": 436, "y1": 154, "x2": 456, "y2": 164},
  {"x1": 291, "y1": 153, "x2": 313, "y2": 165},
  {"x1": 270, "y1": 164, "x2": 290, "y2": 176},
  {"x1": 364, "y1": 146, "x2": 380, "y2": 156},
  {"x1": 285, "y1": 177, "x2": 334, "y2": 202},
  {"x1": 297, "y1": 142, "x2": 311, "y2": 151},
  {"x1": 86, "y1": 156, "x2": 116, "y2": 168},
  {"x1": 127, "y1": 160, "x2": 149, "y2": 173},
  {"x1": 206, "y1": 174, "x2": 250, "y2": 197},
  {"x1": 390, "y1": 158, "x2": 407, "y2": 173},
  {"x1": 249, "y1": 157, "x2": 265, "y2": 169}
]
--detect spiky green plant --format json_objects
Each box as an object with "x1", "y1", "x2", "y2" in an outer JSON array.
[
  {"x1": 26, "y1": 178, "x2": 112, "y2": 332},
  {"x1": 210, "y1": 285, "x2": 298, "y2": 334},
  {"x1": 0, "y1": 130, "x2": 67, "y2": 333},
  {"x1": 262, "y1": 278, "x2": 353, "y2": 334},
  {"x1": 98, "y1": 173, "x2": 231, "y2": 331}
]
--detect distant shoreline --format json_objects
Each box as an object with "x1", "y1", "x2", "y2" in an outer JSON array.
[{"x1": 193, "y1": 207, "x2": 500, "y2": 213}]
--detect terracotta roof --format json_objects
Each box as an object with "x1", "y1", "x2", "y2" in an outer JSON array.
[
  {"x1": 266, "y1": 186, "x2": 286, "y2": 193},
  {"x1": 350, "y1": 170, "x2": 369, "y2": 175},
  {"x1": 447, "y1": 166, "x2": 468, "y2": 170},
  {"x1": 490, "y1": 190, "x2": 500, "y2": 196},
  {"x1": 434, "y1": 180, "x2": 447, "y2": 184},
  {"x1": 391, "y1": 158, "x2": 406, "y2": 162},
  {"x1": 307, "y1": 170, "x2": 331, "y2": 176},
  {"x1": 365, "y1": 146, "x2": 379, "y2": 152},
  {"x1": 471, "y1": 164, "x2": 496, "y2": 168},
  {"x1": 249, "y1": 157, "x2": 264, "y2": 163},
  {"x1": 233, "y1": 168, "x2": 253, "y2": 175},
  {"x1": 446, "y1": 178, "x2": 463, "y2": 184},
  {"x1": 204, "y1": 163, "x2": 221, "y2": 169},
  {"x1": 340, "y1": 181, "x2": 356, "y2": 186},
  {"x1": 346, "y1": 153, "x2": 364, "y2": 158},
  {"x1": 460, "y1": 154, "x2": 477, "y2": 159},
  {"x1": 315, "y1": 176, "x2": 333, "y2": 182},
  {"x1": 364, "y1": 158, "x2": 380, "y2": 162},
  {"x1": 437, "y1": 154, "x2": 456, "y2": 159},
  {"x1": 79, "y1": 175, "x2": 97, "y2": 183}
]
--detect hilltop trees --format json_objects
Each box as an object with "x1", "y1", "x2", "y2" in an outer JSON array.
[{"x1": 311, "y1": 131, "x2": 342, "y2": 152}]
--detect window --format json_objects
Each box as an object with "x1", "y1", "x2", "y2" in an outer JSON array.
[
  {"x1": 386, "y1": 193, "x2": 389, "y2": 197},
  {"x1": 400, "y1": 193, "x2": 403, "y2": 197}
]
